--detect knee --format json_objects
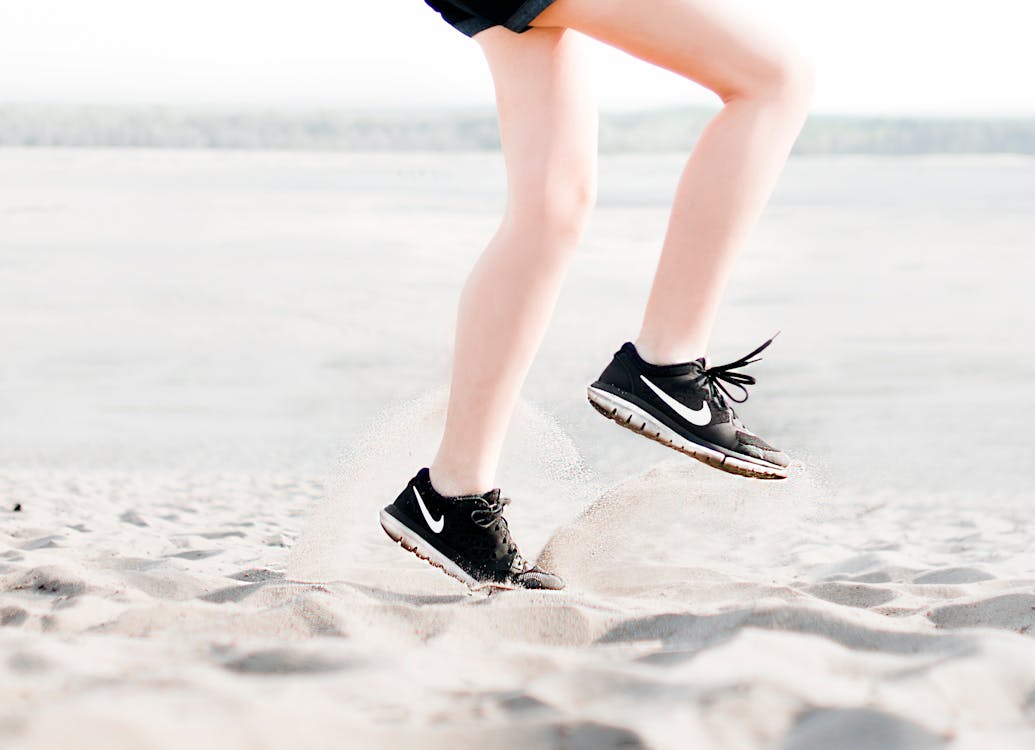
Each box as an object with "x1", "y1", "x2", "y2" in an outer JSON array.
[
  {"x1": 547, "y1": 176, "x2": 597, "y2": 237},
  {"x1": 724, "y1": 49, "x2": 814, "y2": 113},
  {"x1": 507, "y1": 171, "x2": 597, "y2": 247}
]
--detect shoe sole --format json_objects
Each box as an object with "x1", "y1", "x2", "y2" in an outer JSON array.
[
  {"x1": 379, "y1": 509, "x2": 517, "y2": 591},
  {"x1": 587, "y1": 385, "x2": 788, "y2": 480}
]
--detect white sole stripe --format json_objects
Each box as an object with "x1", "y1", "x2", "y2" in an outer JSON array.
[{"x1": 587, "y1": 386, "x2": 788, "y2": 480}]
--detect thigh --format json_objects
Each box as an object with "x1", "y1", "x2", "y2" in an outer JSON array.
[
  {"x1": 529, "y1": 0, "x2": 808, "y2": 100},
  {"x1": 474, "y1": 26, "x2": 598, "y2": 206}
]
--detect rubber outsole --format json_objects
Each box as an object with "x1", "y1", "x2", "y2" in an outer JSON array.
[
  {"x1": 379, "y1": 509, "x2": 516, "y2": 592},
  {"x1": 587, "y1": 385, "x2": 788, "y2": 480}
]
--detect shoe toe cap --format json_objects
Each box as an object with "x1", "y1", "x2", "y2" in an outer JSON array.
[
  {"x1": 736, "y1": 430, "x2": 790, "y2": 467},
  {"x1": 514, "y1": 567, "x2": 566, "y2": 590},
  {"x1": 758, "y1": 447, "x2": 790, "y2": 467}
]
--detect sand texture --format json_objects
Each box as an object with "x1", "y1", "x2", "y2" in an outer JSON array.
[{"x1": 2, "y1": 149, "x2": 1034, "y2": 748}]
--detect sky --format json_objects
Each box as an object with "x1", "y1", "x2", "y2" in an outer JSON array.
[{"x1": 1, "y1": 0, "x2": 1033, "y2": 116}]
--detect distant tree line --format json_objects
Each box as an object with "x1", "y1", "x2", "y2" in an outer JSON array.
[{"x1": 0, "y1": 104, "x2": 1032, "y2": 154}]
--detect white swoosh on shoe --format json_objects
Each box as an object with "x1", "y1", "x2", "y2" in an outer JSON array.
[
  {"x1": 640, "y1": 375, "x2": 712, "y2": 427},
  {"x1": 413, "y1": 487, "x2": 444, "y2": 534}
]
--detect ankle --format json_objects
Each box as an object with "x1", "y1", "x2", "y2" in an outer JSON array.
[
  {"x1": 428, "y1": 463, "x2": 493, "y2": 498},
  {"x1": 632, "y1": 336, "x2": 705, "y2": 367}
]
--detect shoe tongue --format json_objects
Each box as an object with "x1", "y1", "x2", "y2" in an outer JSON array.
[{"x1": 459, "y1": 487, "x2": 500, "y2": 506}]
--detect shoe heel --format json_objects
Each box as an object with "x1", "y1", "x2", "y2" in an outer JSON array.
[{"x1": 379, "y1": 509, "x2": 479, "y2": 587}]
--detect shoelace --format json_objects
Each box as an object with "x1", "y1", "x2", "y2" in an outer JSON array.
[
  {"x1": 702, "y1": 333, "x2": 778, "y2": 405},
  {"x1": 470, "y1": 495, "x2": 531, "y2": 572}
]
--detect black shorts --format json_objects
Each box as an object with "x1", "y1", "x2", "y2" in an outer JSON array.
[{"x1": 424, "y1": 0, "x2": 558, "y2": 38}]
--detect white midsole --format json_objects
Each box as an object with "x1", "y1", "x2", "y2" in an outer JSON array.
[
  {"x1": 379, "y1": 509, "x2": 479, "y2": 587},
  {"x1": 586, "y1": 385, "x2": 787, "y2": 478}
]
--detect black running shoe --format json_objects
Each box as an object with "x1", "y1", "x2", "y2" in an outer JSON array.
[
  {"x1": 379, "y1": 468, "x2": 564, "y2": 590},
  {"x1": 587, "y1": 335, "x2": 790, "y2": 479}
]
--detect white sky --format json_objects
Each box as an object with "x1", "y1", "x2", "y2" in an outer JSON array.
[{"x1": 1, "y1": 0, "x2": 1033, "y2": 116}]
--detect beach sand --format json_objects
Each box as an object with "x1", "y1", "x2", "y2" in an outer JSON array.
[{"x1": 2, "y1": 149, "x2": 1034, "y2": 748}]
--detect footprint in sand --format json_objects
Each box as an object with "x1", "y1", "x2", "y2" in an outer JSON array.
[
  {"x1": 218, "y1": 647, "x2": 349, "y2": 675},
  {"x1": 6, "y1": 567, "x2": 86, "y2": 598},
  {"x1": 806, "y1": 582, "x2": 898, "y2": 609},
  {"x1": 1, "y1": 606, "x2": 28, "y2": 626},
  {"x1": 928, "y1": 593, "x2": 1035, "y2": 633},
  {"x1": 913, "y1": 567, "x2": 995, "y2": 585},
  {"x1": 781, "y1": 707, "x2": 947, "y2": 750}
]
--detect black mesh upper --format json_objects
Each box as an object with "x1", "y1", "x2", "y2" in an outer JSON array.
[
  {"x1": 388, "y1": 469, "x2": 564, "y2": 589},
  {"x1": 736, "y1": 431, "x2": 778, "y2": 451}
]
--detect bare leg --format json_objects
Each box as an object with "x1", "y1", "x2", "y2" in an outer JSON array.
[
  {"x1": 429, "y1": 26, "x2": 598, "y2": 496},
  {"x1": 534, "y1": 0, "x2": 813, "y2": 364}
]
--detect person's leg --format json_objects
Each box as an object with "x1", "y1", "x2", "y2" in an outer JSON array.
[
  {"x1": 429, "y1": 25, "x2": 598, "y2": 497},
  {"x1": 533, "y1": 0, "x2": 813, "y2": 364}
]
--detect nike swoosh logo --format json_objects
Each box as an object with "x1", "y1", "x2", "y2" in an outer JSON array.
[
  {"x1": 640, "y1": 375, "x2": 711, "y2": 427},
  {"x1": 413, "y1": 487, "x2": 444, "y2": 534}
]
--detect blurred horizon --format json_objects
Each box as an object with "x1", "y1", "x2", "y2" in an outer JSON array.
[
  {"x1": 7, "y1": 100, "x2": 1035, "y2": 119},
  {"x1": 2, "y1": 102, "x2": 1034, "y2": 154}
]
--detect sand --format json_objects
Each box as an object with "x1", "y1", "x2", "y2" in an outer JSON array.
[{"x1": 2, "y1": 149, "x2": 1034, "y2": 749}]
